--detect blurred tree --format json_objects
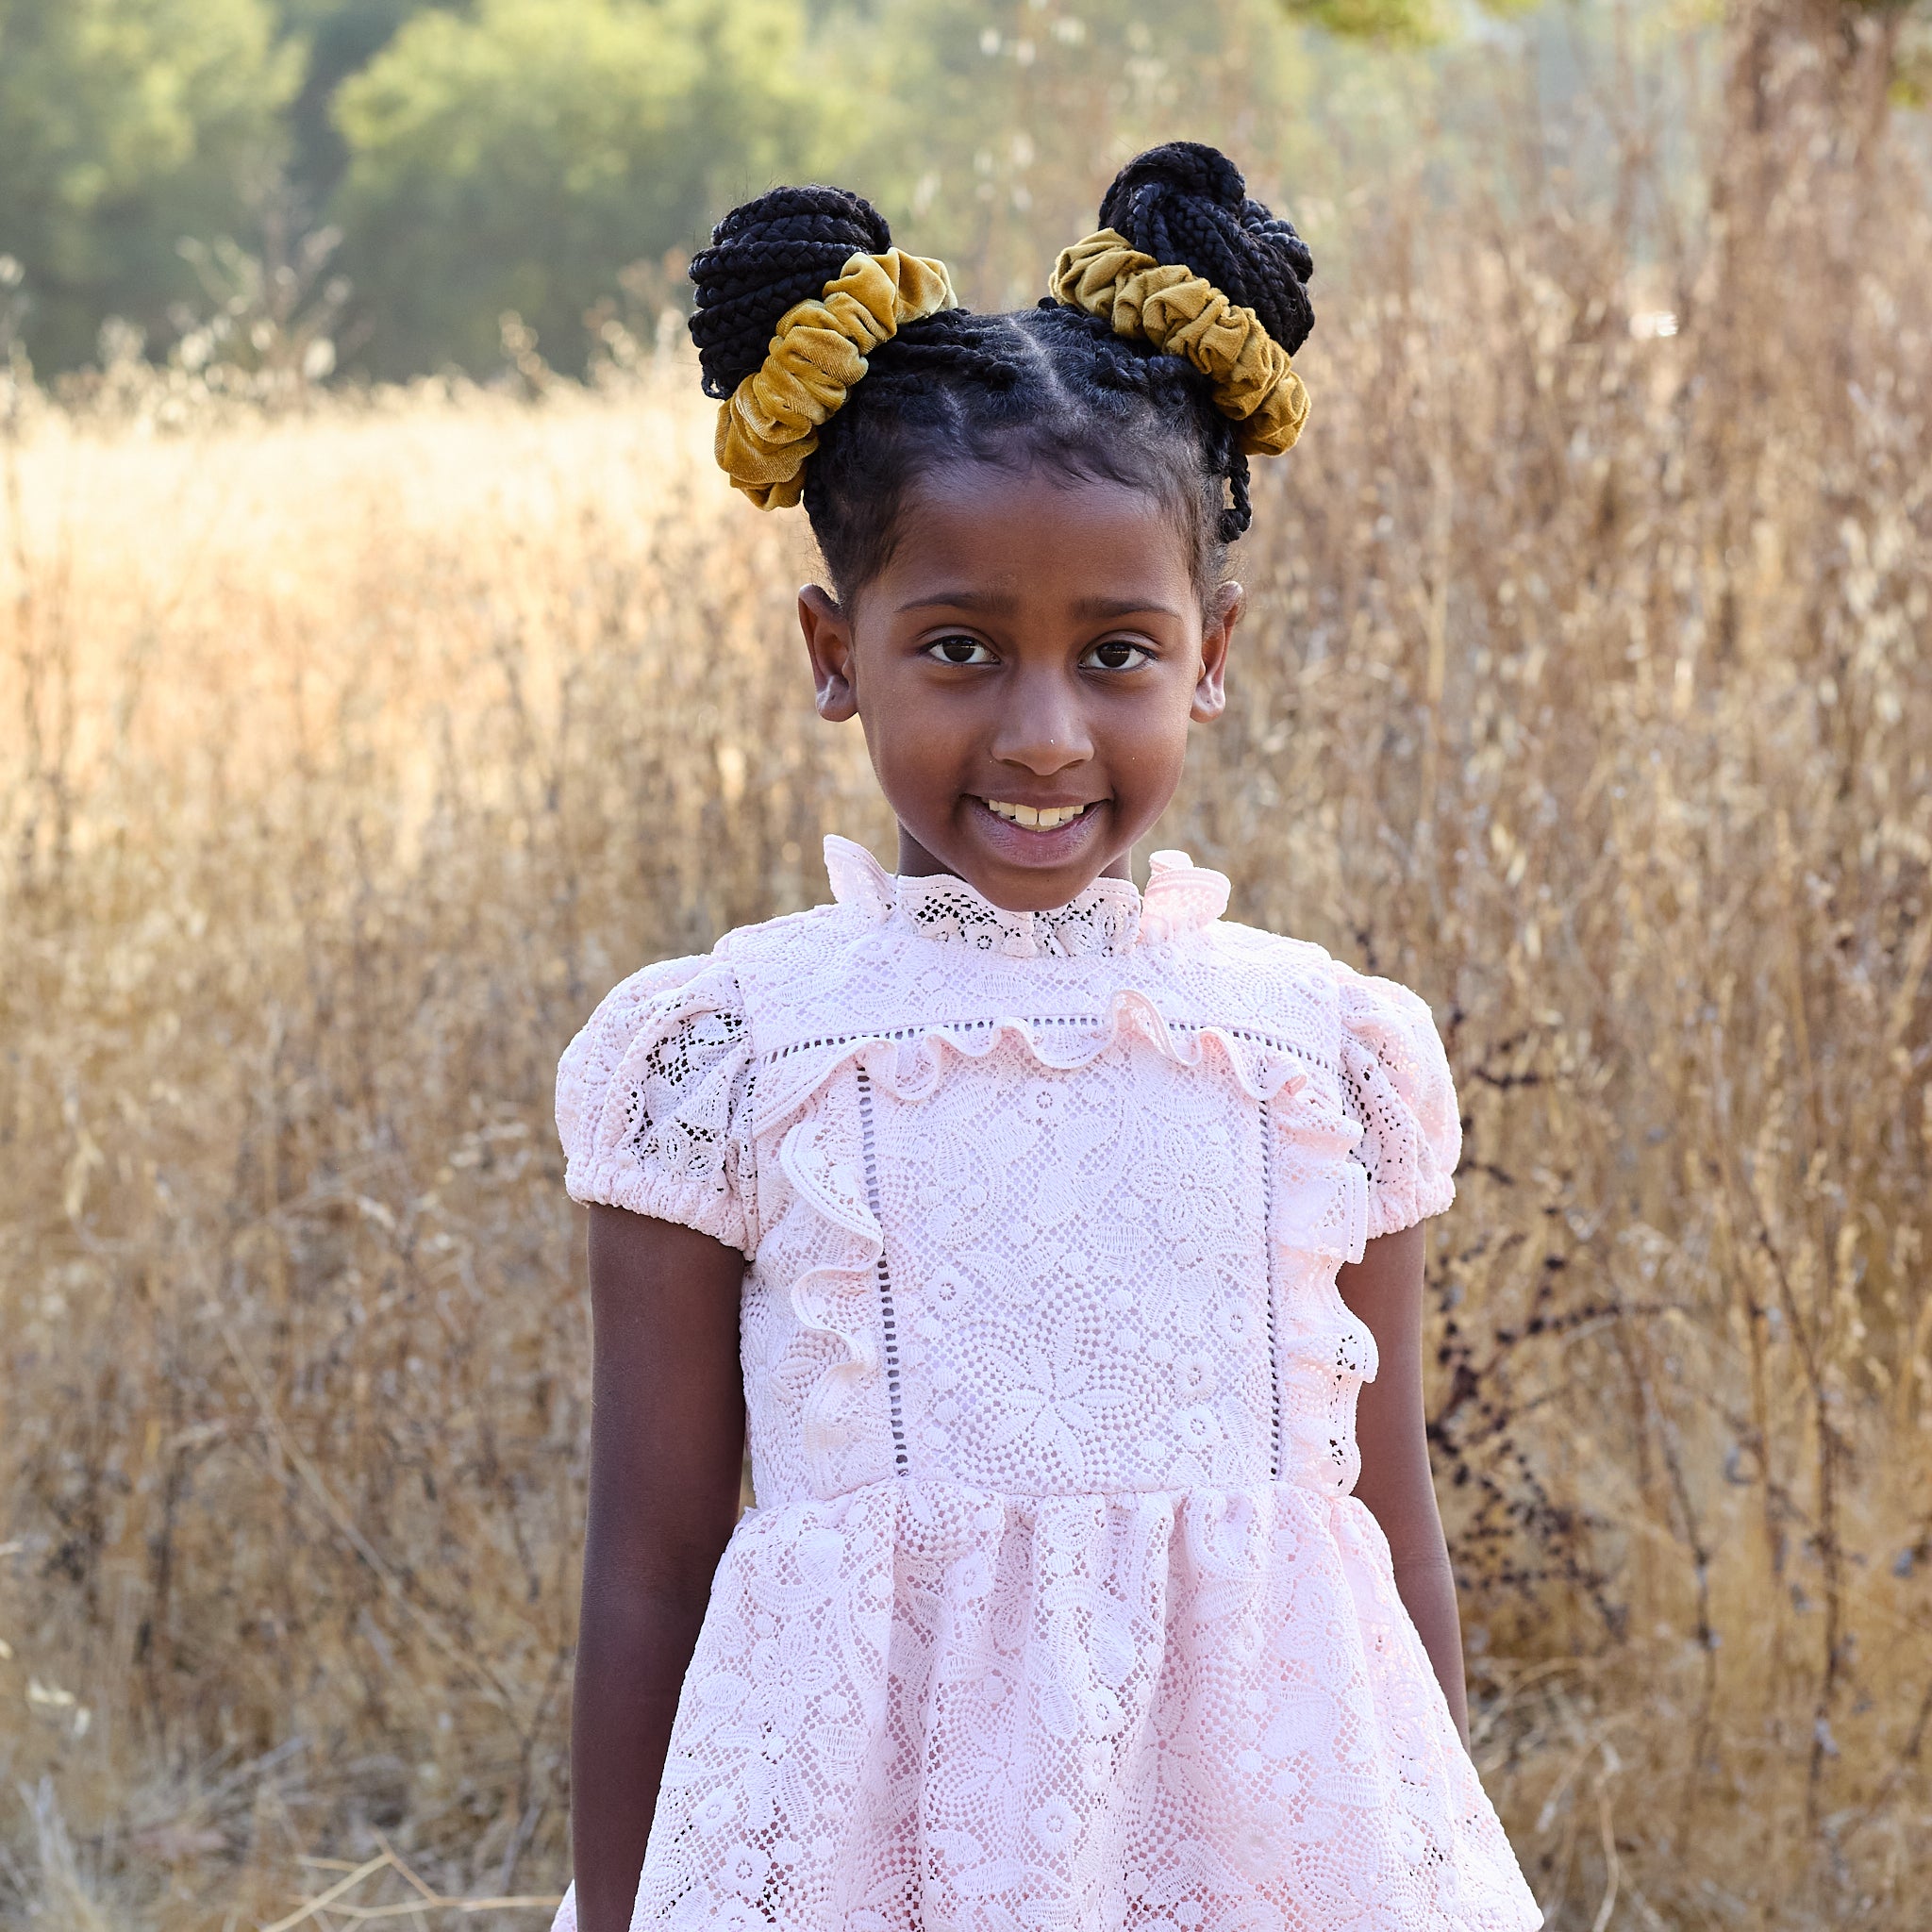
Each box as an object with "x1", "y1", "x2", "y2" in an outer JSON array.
[
  {"x1": 1723, "y1": 0, "x2": 1921, "y2": 166},
  {"x1": 330, "y1": 0, "x2": 815, "y2": 376},
  {"x1": 815, "y1": 0, "x2": 1315, "y2": 314},
  {"x1": 271, "y1": 1, "x2": 441, "y2": 224},
  {"x1": 1275, "y1": 0, "x2": 1446, "y2": 43},
  {"x1": 0, "y1": 0, "x2": 299, "y2": 373},
  {"x1": 1708, "y1": 0, "x2": 1927, "y2": 444}
]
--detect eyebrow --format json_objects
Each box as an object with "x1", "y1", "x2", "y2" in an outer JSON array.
[{"x1": 896, "y1": 589, "x2": 1188, "y2": 621}]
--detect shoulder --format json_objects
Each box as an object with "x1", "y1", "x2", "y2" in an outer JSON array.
[
  {"x1": 1203, "y1": 917, "x2": 1342, "y2": 984},
  {"x1": 1201, "y1": 919, "x2": 1446, "y2": 1041},
  {"x1": 1178, "y1": 917, "x2": 1459, "y2": 1231},
  {"x1": 558, "y1": 941, "x2": 756, "y2": 1093},
  {"x1": 556, "y1": 951, "x2": 748, "y2": 1158},
  {"x1": 1173, "y1": 917, "x2": 1352, "y2": 1065},
  {"x1": 569, "y1": 946, "x2": 744, "y2": 1036},
  {"x1": 1323, "y1": 953, "x2": 1457, "y2": 1091},
  {"x1": 555, "y1": 897, "x2": 874, "y2": 1132},
  {"x1": 714, "y1": 897, "x2": 869, "y2": 971},
  {"x1": 565, "y1": 899, "x2": 862, "y2": 1035},
  {"x1": 1217, "y1": 923, "x2": 1459, "y2": 1108}
]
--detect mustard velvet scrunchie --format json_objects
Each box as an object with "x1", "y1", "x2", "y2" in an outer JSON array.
[
  {"x1": 1049, "y1": 229, "x2": 1309, "y2": 457},
  {"x1": 715, "y1": 249, "x2": 958, "y2": 508}
]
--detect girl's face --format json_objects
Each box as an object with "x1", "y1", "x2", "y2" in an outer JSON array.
[{"x1": 797, "y1": 461, "x2": 1241, "y2": 913}]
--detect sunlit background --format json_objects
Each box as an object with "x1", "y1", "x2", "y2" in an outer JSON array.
[{"x1": 1, "y1": 0, "x2": 1929, "y2": 1925}]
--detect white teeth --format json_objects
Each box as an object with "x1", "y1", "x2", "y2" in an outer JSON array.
[{"x1": 985, "y1": 799, "x2": 1091, "y2": 831}]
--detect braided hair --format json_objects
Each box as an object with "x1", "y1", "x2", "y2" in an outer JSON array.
[{"x1": 688, "y1": 142, "x2": 1314, "y2": 602}]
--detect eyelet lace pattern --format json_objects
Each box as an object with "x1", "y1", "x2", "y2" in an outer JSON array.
[{"x1": 551, "y1": 841, "x2": 1538, "y2": 1932}]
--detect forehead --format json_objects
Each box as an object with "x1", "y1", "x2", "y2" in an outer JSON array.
[{"x1": 873, "y1": 460, "x2": 1198, "y2": 615}]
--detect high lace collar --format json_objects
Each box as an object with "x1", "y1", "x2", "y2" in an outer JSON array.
[{"x1": 823, "y1": 835, "x2": 1230, "y2": 958}]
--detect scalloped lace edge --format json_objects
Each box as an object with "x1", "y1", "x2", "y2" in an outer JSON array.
[{"x1": 750, "y1": 992, "x2": 1330, "y2": 1141}]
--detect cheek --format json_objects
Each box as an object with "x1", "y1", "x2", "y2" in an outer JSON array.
[
  {"x1": 1112, "y1": 681, "x2": 1199, "y2": 783},
  {"x1": 1125, "y1": 735, "x2": 1188, "y2": 800},
  {"x1": 858, "y1": 681, "x2": 970, "y2": 788}
]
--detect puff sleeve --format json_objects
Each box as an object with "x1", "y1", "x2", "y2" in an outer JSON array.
[
  {"x1": 1333, "y1": 963, "x2": 1461, "y2": 1240},
  {"x1": 555, "y1": 954, "x2": 758, "y2": 1256}
]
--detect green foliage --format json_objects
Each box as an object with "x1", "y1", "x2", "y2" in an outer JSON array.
[
  {"x1": 1276, "y1": 0, "x2": 1554, "y2": 46},
  {"x1": 1276, "y1": 0, "x2": 1447, "y2": 45},
  {"x1": 330, "y1": 0, "x2": 815, "y2": 376},
  {"x1": 1895, "y1": 13, "x2": 1932, "y2": 107},
  {"x1": 812, "y1": 0, "x2": 1313, "y2": 313},
  {"x1": 0, "y1": 0, "x2": 299, "y2": 373},
  {"x1": 2, "y1": 0, "x2": 1922, "y2": 384},
  {"x1": 270, "y1": 1, "x2": 442, "y2": 219}
]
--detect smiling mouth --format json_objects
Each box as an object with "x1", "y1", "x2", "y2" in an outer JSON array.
[{"x1": 980, "y1": 799, "x2": 1101, "y2": 831}]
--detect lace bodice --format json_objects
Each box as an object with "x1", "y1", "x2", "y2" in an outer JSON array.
[{"x1": 551, "y1": 841, "x2": 1537, "y2": 1932}]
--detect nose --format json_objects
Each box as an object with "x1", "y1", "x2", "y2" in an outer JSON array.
[{"x1": 988, "y1": 664, "x2": 1094, "y2": 776}]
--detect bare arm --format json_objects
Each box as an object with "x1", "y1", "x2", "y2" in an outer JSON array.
[
  {"x1": 572, "y1": 1204, "x2": 747, "y2": 1932},
  {"x1": 1337, "y1": 1222, "x2": 1469, "y2": 1745}
]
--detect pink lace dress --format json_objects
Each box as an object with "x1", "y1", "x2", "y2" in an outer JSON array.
[{"x1": 552, "y1": 838, "x2": 1540, "y2": 1932}]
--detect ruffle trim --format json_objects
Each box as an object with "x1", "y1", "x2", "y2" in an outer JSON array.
[
  {"x1": 1141, "y1": 849, "x2": 1233, "y2": 941},
  {"x1": 751, "y1": 991, "x2": 1323, "y2": 1141},
  {"x1": 758, "y1": 1014, "x2": 1376, "y2": 1491},
  {"x1": 822, "y1": 836, "x2": 1231, "y2": 958},
  {"x1": 1333, "y1": 966, "x2": 1462, "y2": 1240},
  {"x1": 773, "y1": 1111, "x2": 887, "y2": 1482}
]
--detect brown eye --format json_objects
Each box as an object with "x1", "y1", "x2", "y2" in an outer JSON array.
[
  {"x1": 925, "y1": 636, "x2": 996, "y2": 666},
  {"x1": 1083, "y1": 641, "x2": 1153, "y2": 672}
]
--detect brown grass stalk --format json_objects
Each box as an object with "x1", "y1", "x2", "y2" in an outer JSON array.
[{"x1": 1, "y1": 96, "x2": 1928, "y2": 1932}]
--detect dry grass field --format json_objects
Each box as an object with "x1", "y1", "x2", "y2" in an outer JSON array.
[{"x1": 3, "y1": 120, "x2": 1931, "y2": 1932}]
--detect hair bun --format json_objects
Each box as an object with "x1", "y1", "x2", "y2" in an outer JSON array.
[
  {"x1": 689, "y1": 185, "x2": 893, "y2": 399},
  {"x1": 1096, "y1": 142, "x2": 1314, "y2": 355}
]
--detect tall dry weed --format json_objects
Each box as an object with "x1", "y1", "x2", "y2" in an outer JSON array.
[{"x1": 2, "y1": 92, "x2": 1929, "y2": 1932}]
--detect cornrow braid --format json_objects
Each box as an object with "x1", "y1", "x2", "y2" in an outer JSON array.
[
  {"x1": 689, "y1": 143, "x2": 1311, "y2": 593},
  {"x1": 853, "y1": 308, "x2": 1027, "y2": 394}
]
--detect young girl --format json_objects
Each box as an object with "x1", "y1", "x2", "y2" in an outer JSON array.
[{"x1": 554, "y1": 143, "x2": 1540, "y2": 1932}]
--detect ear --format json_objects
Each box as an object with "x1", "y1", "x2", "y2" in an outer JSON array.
[
  {"x1": 1191, "y1": 579, "x2": 1243, "y2": 724},
  {"x1": 798, "y1": 583, "x2": 858, "y2": 722}
]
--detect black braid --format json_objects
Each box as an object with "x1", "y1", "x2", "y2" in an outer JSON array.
[
  {"x1": 1225, "y1": 453, "x2": 1253, "y2": 544},
  {"x1": 1099, "y1": 141, "x2": 1314, "y2": 355},
  {"x1": 688, "y1": 144, "x2": 1311, "y2": 591},
  {"x1": 689, "y1": 185, "x2": 892, "y2": 399}
]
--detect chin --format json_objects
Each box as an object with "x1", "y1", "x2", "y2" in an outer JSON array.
[{"x1": 942, "y1": 797, "x2": 1125, "y2": 903}]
